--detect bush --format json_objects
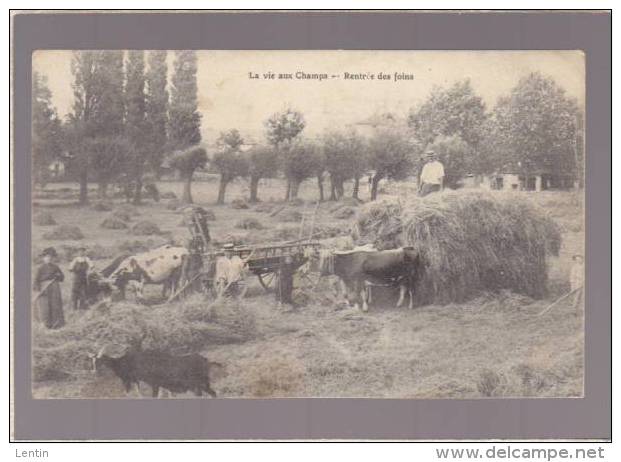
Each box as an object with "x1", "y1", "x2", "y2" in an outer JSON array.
[
  {"x1": 42, "y1": 225, "x2": 84, "y2": 240},
  {"x1": 130, "y1": 221, "x2": 161, "y2": 236},
  {"x1": 165, "y1": 199, "x2": 181, "y2": 211},
  {"x1": 33, "y1": 211, "x2": 57, "y2": 226},
  {"x1": 117, "y1": 240, "x2": 151, "y2": 254},
  {"x1": 100, "y1": 217, "x2": 129, "y2": 230}
]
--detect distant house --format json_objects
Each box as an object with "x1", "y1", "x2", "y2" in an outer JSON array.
[
  {"x1": 47, "y1": 159, "x2": 66, "y2": 180},
  {"x1": 462, "y1": 171, "x2": 576, "y2": 191}
]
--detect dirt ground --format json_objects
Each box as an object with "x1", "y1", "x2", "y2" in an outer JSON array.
[{"x1": 31, "y1": 176, "x2": 584, "y2": 399}]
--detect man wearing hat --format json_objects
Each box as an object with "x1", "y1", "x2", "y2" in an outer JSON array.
[
  {"x1": 33, "y1": 247, "x2": 65, "y2": 329},
  {"x1": 418, "y1": 150, "x2": 445, "y2": 197},
  {"x1": 68, "y1": 246, "x2": 94, "y2": 310},
  {"x1": 215, "y1": 243, "x2": 249, "y2": 298}
]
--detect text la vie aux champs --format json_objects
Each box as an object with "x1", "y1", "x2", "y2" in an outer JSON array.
[{"x1": 248, "y1": 71, "x2": 415, "y2": 82}]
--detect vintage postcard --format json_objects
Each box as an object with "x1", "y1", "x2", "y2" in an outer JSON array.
[{"x1": 30, "y1": 50, "x2": 585, "y2": 399}]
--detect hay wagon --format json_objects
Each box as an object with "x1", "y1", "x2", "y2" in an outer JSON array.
[{"x1": 169, "y1": 241, "x2": 321, "y2": 301}]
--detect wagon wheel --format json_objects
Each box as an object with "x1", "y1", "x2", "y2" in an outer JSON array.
[{"x1": 257, "y1": 272, "x2": 277, "y2": 291}]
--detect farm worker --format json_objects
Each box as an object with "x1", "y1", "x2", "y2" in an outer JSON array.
[
  {"x1": 68, "y1": 246, "x2": 94, "y2": 310},
  {"x1": 276, "y1": 254, "x2": 296, "y2": 308},
  {"x1": 33, "y1": 247, "x2": 65, "y2": 329},
  {"x1": 570, "y1": 254, "x2": 584, "y2": 308},
  {"x1": 215, "y1": 243, "x2": 248, "y2": 298},
  {"x1": 418, "y1": 150, "x2": 445, "y2": 197},
  {"x1": 185, "y1": 206, "x2": 211, "y2": 252}
]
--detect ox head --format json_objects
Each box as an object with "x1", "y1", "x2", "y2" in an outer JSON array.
[{"x1": 88, "y1": 343, "x2": 128, "y2": 374}]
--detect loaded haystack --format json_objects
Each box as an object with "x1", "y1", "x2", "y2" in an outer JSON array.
[{"x1": 353, "y1": 191, "x2": 561, "y2": 304}]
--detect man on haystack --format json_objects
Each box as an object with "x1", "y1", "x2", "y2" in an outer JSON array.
[{"x1": 418, "y1": 150, "x2": 445, "y2": 197}]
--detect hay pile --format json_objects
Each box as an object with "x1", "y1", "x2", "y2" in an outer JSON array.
[
  {"x1": 42, "y1": 225, "x2": 84, "y2": 240},
  {"x1": 235, "y1": 218, "x2": 264, "y2": 230},
  {"x1": 33, "y1": 211, "x2": 57, "y2": 226},
  {"x1": 254, "y1": 203, "x2": 274, "y2": 213},
  {"x1": 91, "y1": 201, "x2": 113, "y2": 212},
  {"x1": 100, "y1": 217, "x2": 129, "y2": 230},
  {"x1": 161, "y1": 191, "x2": 177, "y2": 200},
  {"x1": 231, "y1": 198, "x2": 250, "y2": 209},
  {"x1": 353, "y1": 191, "x2": 561, "y2": 303},
  {"x1": 131, "y1": 220, "x2": 161, "y2": 236},
  {"x1": 33, "y1": 296, "x2": 257, "y2": 382},
  {"x1": 277, "y1": 209, "x2": 303, "y2": 223},
  {"x1": 332, "y1": 206, "x2": 356, "y2": 219}
]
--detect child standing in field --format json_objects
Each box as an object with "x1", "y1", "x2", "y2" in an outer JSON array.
[
  {"x1": 570, "y1": 254, "x2": 584, "y2": 309},
  {"x1": 68, "y1": 246, "x2": 93, "y2": 310},
  {"x1": 33, "y1": 247, "x2": 65, "y2": 329}
]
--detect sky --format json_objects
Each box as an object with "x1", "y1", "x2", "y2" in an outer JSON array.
[{"x1": 32, "y1": 50, "x2": 585, "y2": 145}]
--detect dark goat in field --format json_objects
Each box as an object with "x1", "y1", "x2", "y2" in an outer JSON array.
[{"x1": 90, "y1": 344, "x2": 223, "y2": 398}]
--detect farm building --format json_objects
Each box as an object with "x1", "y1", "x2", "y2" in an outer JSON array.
[{"x1": 461, "y1": 171, "x2": 577, "y2": 191}]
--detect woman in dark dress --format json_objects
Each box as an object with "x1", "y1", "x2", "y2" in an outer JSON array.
[{"x1": 33, "y1": 247, "x2": 65, "y2": 329}]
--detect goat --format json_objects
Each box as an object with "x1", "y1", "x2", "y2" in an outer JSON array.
[{"x1": 89, "y1": 344, "x2": 223, "y2": 398}]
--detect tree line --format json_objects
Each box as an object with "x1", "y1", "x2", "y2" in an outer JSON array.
[{"x1": 33, "y1": 50, "x2": 584, "y2": 205}]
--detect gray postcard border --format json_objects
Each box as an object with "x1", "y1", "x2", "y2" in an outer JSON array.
[{"x1": 12, "y1": 11, "x2": 611, "y2": 441}]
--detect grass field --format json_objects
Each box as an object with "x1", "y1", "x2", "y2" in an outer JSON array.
[{"x1": 31, "y1": 176, "x2": 584, "y2": 399}]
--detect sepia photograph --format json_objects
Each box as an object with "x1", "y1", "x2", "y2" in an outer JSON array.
[{"x1": 30, "y1": 49, "x2": 585, "y2": 400}]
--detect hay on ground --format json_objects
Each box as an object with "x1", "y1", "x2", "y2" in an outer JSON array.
[
  {"x1": 32, "y1": 296, "x2": 257, "y2": 382},
  {"x1": 130, "y1": 220, "x2": 161, "y2": 236},
  {"x1": 100, "y1": 217, "x2": 129, "y2": 230},
  {"x1": 277, "y1": 209, "x2": 303, "y2": 223},
  {"x1": 91, "y1": 201, "x2": 113, "y2": 212},
  {"x1": 112, "y1": 209, "x2": 132, "y2": 222},
  {"x1": 33, "y1": 211, "x2": 57, "y2": 226},
  {"x1": 161, "y1": 191, "x2": 177, "y2": 200},
  {"x1": 42, "y1": 225, "x2": 84, "y2": 240},
  {"x1": 235, "y1": 218, "x2": 264, "y2": 230},
  {"x1": 332, "y1": 206, "x2": 356, "y2": 219},
  {"x1": 353, "y1": 191, "x2": 561, "y2": 303},
  {"x1": 115, "y1": 204, "x2": 140, "y2": 216},
  {"x1": 231, "y1": 198, "x2": 250, "y2": 209},
  {"x1": 254, "y1": 203, "x2": 274, "y2": 213}
]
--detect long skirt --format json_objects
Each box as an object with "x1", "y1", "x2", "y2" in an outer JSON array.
[{"x1": 36, "y1": 282, "x2": 65, "y2": 329}]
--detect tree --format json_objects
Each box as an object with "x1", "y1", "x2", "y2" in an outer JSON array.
[
  {"x1": 212, "y1": 130, "x2": 249, "y2": 204},
  {"x1": 69, "y1": 50, "x2": 125, "y2": 202},
  {"x1": 424, "y1": 134, "x2": 473, "y2": 188},
  {"x1": 124, "y1": 50, "x2": 148, "y2": 204},
  {"x1": 281, "y1": 139, "x2": 323, "y2": 200},
  {"x1": 323, "y1": 129, "x2": 367, "y2": 200},
  {"x1": 367, "y1": 129, "x2": 416, "y2": 200},
  {"x1": 408, "y1": 79, "x2": 487, "y2": 149},
  {"x1": 68, "y1": 51, "x2": 99, "y2": 204},
  {"x1": 168, "y1": 51, "x2": 201, "y2": 150},
  {"x1": 169, "y1": 147, "x2": 208, "y2": 203},
  {"x1": 32, "y1": 72, "x2": 62, "y2": 186},
  {"x1": 264, "y1": 107, "x2": 305, "y2": 146},
  {"x1": 247, "y1": 145, "x2": 280, "y2": 202},
  {"x1": 145, "y1": 50, "x2": 169, "y2": 179},
  {"x1": 486, "y1": 72, "x2": 581, "y2": 180},
  {"x1": 91, "y1": 51, "x2": 125, "y2": 198}
]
